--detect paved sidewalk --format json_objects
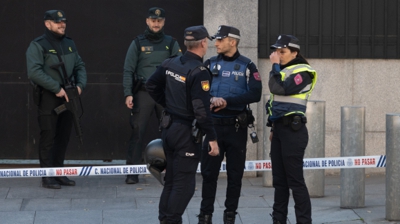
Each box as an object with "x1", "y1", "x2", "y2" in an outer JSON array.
[{"x1": 0, "y1": 173, "x2": 397, "y2": 224}]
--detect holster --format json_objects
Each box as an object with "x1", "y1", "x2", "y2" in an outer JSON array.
[
  {"x1": 236, "y1": 112, "x2": 248, "y2": 129},
  {"x1": 132, "y1": 76, "x2": 144, "y2": 95},
  {"x1": 282, "y1": 115, "x2": 307, "y2": 131},
  {"x1": 246, "y1": 108, "x2": 255, "y2": 125},
  {"x1": 159, "y1": 110, "x2": 172, "y2": 129},
  {"x1": 32, "y1": 83, "x2": 43, "y2": 106},
  {"x1": 192, "y1": 119, "x2": 204, "y2": 143}
]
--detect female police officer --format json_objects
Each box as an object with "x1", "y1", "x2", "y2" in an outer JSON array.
[{"x1": 266, "y1": 35, "x2": 317, "y2": 224}]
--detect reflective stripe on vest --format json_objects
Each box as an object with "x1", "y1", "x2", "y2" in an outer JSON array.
[{"x1": 268, "y1": 64, "x2": 317, "y2": 118}]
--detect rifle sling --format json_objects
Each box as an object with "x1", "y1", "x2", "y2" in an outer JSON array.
[{"x1": 43, "y1": 35, "x2": 70, "y2": 85}]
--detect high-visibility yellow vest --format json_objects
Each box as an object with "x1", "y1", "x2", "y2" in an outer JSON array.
[{"x1": 267, "y1": 64, "x2": 317, "y2": 119}]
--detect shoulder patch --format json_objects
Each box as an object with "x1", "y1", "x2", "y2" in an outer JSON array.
[
  {"x1": 201, "y1": 80, "x2": 210, "y2": 91},
  {"x1": 253, "y1": 72, "x2": 261, "y2": 81},
  {"x1": 294, "y1": 74, "x2": 303, "y2": 85}
]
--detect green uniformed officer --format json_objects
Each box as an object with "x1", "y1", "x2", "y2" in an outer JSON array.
[
  {"x1": 122, "y1": 7, "x2": 182, "y2": 184},
  {"x1": 26, "y1": 10, "x2": 87, "y2": 189}
]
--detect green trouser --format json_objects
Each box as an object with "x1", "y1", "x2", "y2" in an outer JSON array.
[{"x1": 127, "y1": 89, "x2": 163, "y2": 165}]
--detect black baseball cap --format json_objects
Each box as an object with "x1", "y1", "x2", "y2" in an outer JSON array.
[
  {"x1": 43, "y1": 10, "x2": 67, "y2": 22},
  {"x1": 148, "y1": 7, "x2": 165, "y2": 19},
  {"x1": 271, "y1": 34, "x2": 300, "y2": 50},
  {"x1": 212, "y1": 25, "x2": 240, "y2": 40},
  {"x1": 184, "y1": 25, "x2": 212, "y2": 41}
]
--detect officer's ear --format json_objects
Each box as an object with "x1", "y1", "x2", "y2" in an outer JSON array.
[{"x1": 44, "y1": 20, "x2": 51, "y2": 29}]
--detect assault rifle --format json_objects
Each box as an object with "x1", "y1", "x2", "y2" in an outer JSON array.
[{"x1": 51, "y1": 62, "x2": 84, "y2": 144}]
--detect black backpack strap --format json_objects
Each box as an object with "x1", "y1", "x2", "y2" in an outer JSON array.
[
  {"x1": 168, "y1": 37, "x2": 176, "y2": 55},
  {"x1": 134, "y1": 35, "x2": 144, "y2": 57}
]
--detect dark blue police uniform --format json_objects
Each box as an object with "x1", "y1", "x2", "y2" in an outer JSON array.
[
  {"x1": 146, "y1": 26, "x2": 217, "y2": 224},
  {"x1": 199, "y1": 25, "x2": 262, "y2": 224}
]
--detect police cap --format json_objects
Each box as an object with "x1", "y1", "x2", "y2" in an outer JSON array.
[
  {"x1": 212, "y1": 25, "x2": 240, "y2": 40},
  {"x1": 148, "y1": 7, "x2": 165, "y2": 19},
  {"x1": 44, "y1": 10, "x2": 67, "y2": 22},
  {"x1": 184, "y1": 25, "x2": 212, "y2": 41},
  {"x1": 271, "y1": 34, "x2": 300, "y2": 50}
]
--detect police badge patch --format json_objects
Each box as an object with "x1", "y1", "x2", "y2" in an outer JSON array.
[{"x1": 201, "y1": 81, "x2": 210, "y2": 91}]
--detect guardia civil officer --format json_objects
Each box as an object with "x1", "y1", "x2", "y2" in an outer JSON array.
[
  {"x1": 26, "y1": 10, "x2": 87, "y2": 189},
  {"x1": 198, "y1": 25, "x2": 262, "y2": 224},
  {"x1": 146, "y1": 25, "x2": 219, "y2": 224},
  {"x1": 122, "y1": 7, "x2": 182, "y2": 184},
  {"x1": 266, "y1": 35, "x2": 317, "y2": 224}
]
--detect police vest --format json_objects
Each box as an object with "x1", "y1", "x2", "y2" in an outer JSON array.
[
  {"x1": 267, "y1": 64, "x2": 318, "y2": 120},
  {"x1": 163, "y1": 56, "x2": 203, "y2": 118},
  {"x1": 209, "y1": 55, "x2": 251, "y2": 111},
  {"x1": 134, "y1": 34, "x2": 176, "y2": 80}
]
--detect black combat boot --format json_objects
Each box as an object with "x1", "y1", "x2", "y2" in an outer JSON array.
[
  {"x1": 223, "y1": 211, "x2": 236, "y2": 224},
  {"x1": 160, "y1": 219, "x2": 167, "y2": 224},
  {"x1": 270, "y1": 213, "x2": 286, "y2": 224},
  {"x1": 42, "y1": 177, "x2": 61, "y2": 189},
  {"x1": 197, "y1": 211, "x2": 213, "y2": 224}
]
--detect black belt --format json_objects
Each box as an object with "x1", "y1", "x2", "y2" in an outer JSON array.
[
  {"x1": 170, "y1": 114, "x2": 192, "y2": 126},
  {"x1": 274, "y1": 115, "x2": 307, "y2": 125},
  {"x1": 212, "y1": 117, "x2": 237, "y2": 125}
]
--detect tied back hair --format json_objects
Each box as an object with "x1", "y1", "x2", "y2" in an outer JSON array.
[{"x1": 288, "y1": 46, "x2": 309, "y2": 64}]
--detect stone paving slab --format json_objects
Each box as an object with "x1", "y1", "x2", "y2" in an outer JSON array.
[
  {"x1": 71, "y1": 198, "x2": 136, "y2": 210},
  {"x1": 0, "y1": 211, "x2": 35, "y2": 224},
  {"x1": 34, "y1": 210, "x2": 103, "y2": 224},
  {"x1": 53, "y1": 186, "x2": 117, "y2": 199},
  {"x1": 0, "y1": 199, "x2": 22, "y2": 211},
  {"x1": 21, "y1": 198, "x2": 71, "y2": 211}
]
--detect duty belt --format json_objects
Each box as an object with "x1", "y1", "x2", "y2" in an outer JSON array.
[
  {"x1": 212, "y1": 117, "x2": 237, "y2": 125},
  {"x1": 274, "y1": 115, "x2": 307, "y2": 125},
  {"x1": 171, "y1": 114, "x2": 192, "y2": 126}
]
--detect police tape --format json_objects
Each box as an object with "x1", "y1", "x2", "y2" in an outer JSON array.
[{"x1": 0, "y1": 155, "x2": 386, "y2": 178}]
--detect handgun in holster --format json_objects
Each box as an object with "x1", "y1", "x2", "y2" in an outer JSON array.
[{"x1": 192, "y1": 119, "x2": 204, "y2": 144}]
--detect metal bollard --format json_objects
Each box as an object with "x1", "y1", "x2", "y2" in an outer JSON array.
[
  {"x1": 340, "y1": 106, "x2": 365, "y2": 208},
  {"x1": 304, "y1": 101, "x2": 325, "y2": 197},
  {"x1": 386, "y1": 113, "x2": 400, "y2": 221},
  {"x1": 262, "y1": 94, "x2": 272, "y2": 187}
]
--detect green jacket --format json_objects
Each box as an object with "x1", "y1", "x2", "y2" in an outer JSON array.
[
  {"x1": 26, "y1": 30, "x2": 87, "y2": 94},
  {"x1": 123, "y1": 33, "x2": 182, "y2": 97}
]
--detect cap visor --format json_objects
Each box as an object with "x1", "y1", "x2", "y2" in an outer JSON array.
[
  {"x1": 54, "y1": 19, "x2": 67, "y2": 23},
  {"x1": 149, "y1": 16, "x2": 164, "y2": 19},
  {"x1": 212, "y1": 35, "x2": 225, "y2": 40},
  {"x1": 270, "y1": 44, "x2": 283, "y2": 49}
]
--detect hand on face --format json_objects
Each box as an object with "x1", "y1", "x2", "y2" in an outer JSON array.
[{"x1": 269, "y1": 51, "x2": 280, "y2": 64}]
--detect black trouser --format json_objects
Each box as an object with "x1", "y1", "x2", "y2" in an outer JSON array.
[
  {"x1": 200, "y1": 123, "x2": 247, "y2": 214},
  {"x1": 38, "y1": 89, "x2": 73, "y2": 168},
  {"x1": 127, "y1": 90, "x2": 163, "y2": 165},
  {"x1": 158, "y1": 121, "x2": 200, "y2": 223},
  {"x1": 270, "y1": 121, "x2": 312, "y2": 224}
]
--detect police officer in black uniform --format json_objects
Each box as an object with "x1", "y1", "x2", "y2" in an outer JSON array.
[
  {"x1": 198, "y1": 25, "x2": 262, "y2": 224},
  {"x1": 26, "y1": 10, "x2": 87, "y2": 189},
  {"x1": 146, "y1": 25, "x2": 219, "y2": 224},
  {"x1": 267, "y1": 35, "x2": 317, "y2": 224}
]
